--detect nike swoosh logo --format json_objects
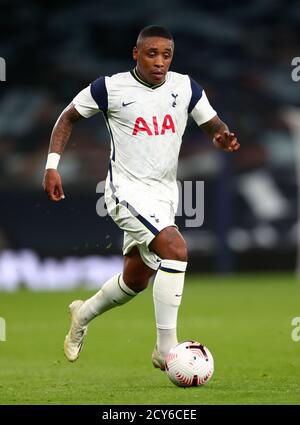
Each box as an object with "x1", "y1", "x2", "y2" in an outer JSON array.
[
  {"x1": 175, "y1": 294, "x2": 182, "y2": 297},
  {"x1": 122, "y1": 101, "x2": 136, "y2": 107}
]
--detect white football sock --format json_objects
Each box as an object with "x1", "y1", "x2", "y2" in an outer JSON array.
[
  {"x1": 78, "y1": 273, "x2": 137, "y2": 325},
  {"x1": 153, "y1": 259, "x2": 187, "y2": 359}
]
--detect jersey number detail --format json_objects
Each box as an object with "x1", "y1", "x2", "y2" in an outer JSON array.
[{"x1": 132, "y1": 114, "x2": 175, "y2": 136}]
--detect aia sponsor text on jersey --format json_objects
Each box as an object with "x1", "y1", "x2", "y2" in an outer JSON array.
[{"x1": 132, "y1": 114, "x2": 175, "y2": 136}]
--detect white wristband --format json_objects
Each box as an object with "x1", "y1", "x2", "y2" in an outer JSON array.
[{"x1": 45, "y1": 153, "x2": 61, "y2": 170}]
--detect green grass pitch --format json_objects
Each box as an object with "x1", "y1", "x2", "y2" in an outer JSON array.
[{"x1": 0, "y1": 274, "x2": 300, "y2": 405}]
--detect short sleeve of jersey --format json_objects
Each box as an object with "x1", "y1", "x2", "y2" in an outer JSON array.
[
  {"x1": 72, "y1": 76, "x2": 108, "y2": 118},
  {"x1": 188, "y1": 77, "x2": 217, "y2": 126}
]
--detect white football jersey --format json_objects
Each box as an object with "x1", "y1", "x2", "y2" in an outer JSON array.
[{"x1": 73, "y1": 69, "x2": 216, "y2": 206}]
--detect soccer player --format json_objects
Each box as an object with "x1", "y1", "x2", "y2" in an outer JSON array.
[{"x1": 43, "y1": 25, "x2": 239, "y2": 369}]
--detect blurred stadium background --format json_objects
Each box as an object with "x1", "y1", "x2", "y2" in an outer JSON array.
[{"x1": 1, "y1": 0, "x2": 300, "y2": 290}]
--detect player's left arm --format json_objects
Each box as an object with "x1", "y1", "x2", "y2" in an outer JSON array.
[
  {"x1": 200, "y1": 115, "x2": 240, "y2": 152},
  {"x1": 188, "y1": 77, "x2": 240, "y2": 152}
]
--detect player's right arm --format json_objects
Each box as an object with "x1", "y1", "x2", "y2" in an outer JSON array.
[
  {"x1": 43, "y1": 103, "x2": 83, "y2": 202},
  {"x1": 43, "y1": 78, "x2": 104, "y2": 201}
]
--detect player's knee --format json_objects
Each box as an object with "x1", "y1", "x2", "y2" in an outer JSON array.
[
  {"x1": 126, "y1": 277, "x2": 150, "y2": 293},
  {"x1": 150, "y1": 227, "x2": 188, "y2": 262},
  {"x1": 163, "y1": 231, "x2": 188, "y2": 261},
  {"x1": 167, "y1": 242, "x2": 188, "y2": 262}
]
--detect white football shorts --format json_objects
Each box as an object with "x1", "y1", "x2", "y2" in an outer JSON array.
[{"x1": 105, "y1": 178, "x2": 177, "y2": 270}]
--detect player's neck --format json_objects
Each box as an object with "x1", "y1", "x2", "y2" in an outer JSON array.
[{"x1": 131, "y1": 67, "x2": 166, "y2": 89}]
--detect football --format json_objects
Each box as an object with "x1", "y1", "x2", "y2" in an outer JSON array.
[{"x1": 165, "y1": 341, "x2": 214, "y2": 387}]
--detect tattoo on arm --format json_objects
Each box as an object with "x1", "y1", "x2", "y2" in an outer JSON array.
[
  {"x1": 49, "y1": 103, "x2": 83, "y2": 154},
  {"x1": 200, "y1": 115, "x2": 229, "y2": 140}
]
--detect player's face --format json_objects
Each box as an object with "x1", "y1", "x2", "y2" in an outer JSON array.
[{"x1": 133, "y1": 37, "x2": 174, "y2": 85}]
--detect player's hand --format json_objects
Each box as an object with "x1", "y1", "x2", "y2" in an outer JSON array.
[
  {"x1": 43, "y1": 169, "x2": 65, "y2": 202},
  {"x1": 212, "y1": 131, "x2": 240, "y2": 152}
]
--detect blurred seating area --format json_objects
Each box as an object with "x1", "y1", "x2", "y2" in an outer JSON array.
[{"x1": 1, "y1": 0, "x2": 300, "y2": 271}]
